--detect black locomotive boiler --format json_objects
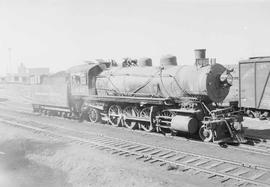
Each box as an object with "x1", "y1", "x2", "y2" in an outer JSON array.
[{"x1": 32, "y1": 49, "x2": 245, "y2": 143}]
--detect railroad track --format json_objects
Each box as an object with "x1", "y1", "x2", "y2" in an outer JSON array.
[
  {"x1": 0, "y1": 105, "x2": 270, "y2": 157},
  {"x1": 0, "y1": 117, "x2": 270, "y2": 186}
]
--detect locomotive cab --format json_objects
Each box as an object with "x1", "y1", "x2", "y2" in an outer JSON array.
[
  {"x1": 68, "y1": 61, "x2": 110, "y2": 96},
  {"x1": 88, "y1": 65, "x2": 104, "y2": 95},
  {"x1": 67, "y1": 62, "x2": 106, "y2": 115}
]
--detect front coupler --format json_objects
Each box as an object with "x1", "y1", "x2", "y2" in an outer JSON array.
[{"x1": 200, "y1": 114, "x2": 246, "y2": 143}]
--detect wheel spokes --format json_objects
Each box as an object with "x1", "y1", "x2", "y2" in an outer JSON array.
[
  {"x1": 108, "y1": 105, "x2": 122, "y2": 127},
  {"x1": 199, "y1": 125, "x2": 213, "y2": 142},
  {"x1": 123, "y1": 106, "x2": 139, "y2": 129},
  {"x1": 139, "y1": 107, "x2": 154, "y2": 132},
  {"x1": 88, "y1": 108, "x2": 100, "y2": 123},
  {"x1": 157, "y1": 110, "x2": 176, "y2": 133}
]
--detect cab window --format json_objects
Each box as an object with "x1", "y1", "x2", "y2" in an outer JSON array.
[
  {"x1": 72, "y1": 72, "x2": 87, "y2": 85},
  {"x1": 80, "y1": 73, "x2": 87, "y2": 85}
]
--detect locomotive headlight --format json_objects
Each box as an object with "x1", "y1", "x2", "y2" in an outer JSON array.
[
  {"x1": 219, "y1": 73, "x2": 227, "y2": 82},
  {"x1": 220, "y1": 71, "x2": 233, "y2": 87}
]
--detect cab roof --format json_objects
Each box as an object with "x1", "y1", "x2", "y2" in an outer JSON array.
[{"x1": 67, "y1": 63, "x2": 98, "y2": 74}]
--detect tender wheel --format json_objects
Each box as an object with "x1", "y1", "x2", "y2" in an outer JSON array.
[
  {"x1": 254, "y1": 111, "x2": 261, "y2": 118},
  {"x1": 123, "y1": 106, "x2": 139, "y2": 129},
  {"x1": 108, "y1": 105, "x2": 122, "y2": 127},
  {"x1": 259, "y1": 112, "x2": 268, "y2": 120},
  {"x1": 246, "y1": 110, "x2": 255, "y2": 118},
  {"x1": 47, "y1": 110, "x2": 53, "y2": 116},
  {"x1": 33, "y1": 107, "x2": 38, "y2": 113},
  {"x1": 139, "y1": 107, "x2": 154, "y2": 132},
  {"x1": 61, "y1": 112, "x2": 67, "y2": 118},
  {"x1": 267, "y1": 115, "x2": 270, "y2": 121},
  {"x1": 66, "y1": 112, "x2": 72, "y2": 118},
  {"x1": 44, "y1": 110, "x2": 49, "y2": 115},
  {"x1": 88, "y1": 108, "x2": 101, "y2": 123},
  {"x1": 199, "y1": 125, "x2": 213, "y2": 142}
]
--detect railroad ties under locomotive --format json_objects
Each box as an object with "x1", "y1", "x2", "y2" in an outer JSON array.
[{"x1": 31, "y1": 49, "x2": 246, "y2": 143}]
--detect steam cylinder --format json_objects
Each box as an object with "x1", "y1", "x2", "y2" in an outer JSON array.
[
  {"x1": 171, "y1": 116, "x2": 198, "y2": 134},
  {"x1": 96, "y1": 62, "x2": 231, "y2": 103}
]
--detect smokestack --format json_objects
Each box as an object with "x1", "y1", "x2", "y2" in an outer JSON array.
[
  {"x1": 194, "y1": 49, "x2": 206, "y2": 59},
  {"x1": 194, "y1": 49, "x2": 210, "y2": 67}
]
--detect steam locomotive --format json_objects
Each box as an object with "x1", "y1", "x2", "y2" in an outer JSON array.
[{"x1": 32, "y1": 49, "x2": 245, "y2": 143}]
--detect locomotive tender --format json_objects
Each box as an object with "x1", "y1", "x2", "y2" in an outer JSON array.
[{"x1": 32, "y1": 49, "x2": 245, "y2": 143}]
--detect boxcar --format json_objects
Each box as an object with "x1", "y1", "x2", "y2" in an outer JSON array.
[{"x1": 239, "y1": 57, "x2": 270, "y2": 119}]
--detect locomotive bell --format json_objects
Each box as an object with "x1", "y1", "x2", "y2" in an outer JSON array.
[
  {"x1": 160, "y1": 55, "x2": 177, "y2": 66},
  {"x1": 138, "y1": 57, "x2": 152, "y2": 67}
]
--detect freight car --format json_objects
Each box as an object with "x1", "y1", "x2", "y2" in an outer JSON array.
[
  {"x1": 224, "y1": 57, "x2": 270, "y2": 120},
  {"x1": 32, "y1": 50, "x2": 245, "y2": 143},
  {"x1": 238, "y1": 57, "x2": 270, "y2": 120}
]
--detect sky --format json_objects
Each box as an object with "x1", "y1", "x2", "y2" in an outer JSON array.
[{"x1": 0, "y1": 0, "x2": 270, "y2": 75}]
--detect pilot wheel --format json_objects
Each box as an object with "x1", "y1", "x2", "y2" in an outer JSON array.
[
  {"x1": 199, "y1": 125, "x2": 213, "y2": 142},
  {"x1": 88, "y1": 108, "x2": 100, "y2": 123}
]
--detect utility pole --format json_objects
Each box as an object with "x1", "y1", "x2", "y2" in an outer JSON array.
[{"x1": 8, "y1": 48, "x2": 12, "y2": 75}]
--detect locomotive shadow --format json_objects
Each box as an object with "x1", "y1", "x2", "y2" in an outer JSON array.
[
  {"x1": 172, "y1": 131, "x2": 202, "y2": 141},
  {"x1": 173, "y1": 132, "x2": 236, "y2": 148},
  {"x1": 0, "y1": 98, "x2": 8, "y2": 102},
  {"x1": 243, "y1": 127, "x2": 270, "y2": 142}
]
